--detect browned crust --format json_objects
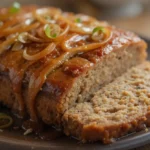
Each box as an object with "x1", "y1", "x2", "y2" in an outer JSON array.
[
  {"x1": 37, "y1": 40, "x2": 147, "y2": 125},
  {"x1": 62, "y1": 62, "x2": 150, "y2": 144},
  {"x1": 0, "y1": 39, "x2": 147, "y2": 123},
  {"x1": 63, "y1": 114, "x2": 149, "y2": 144},
  {"x1": 81, "y1": 115, "x2": 149, "y2": 144},
  {"x1": 1, "y1": 73, "x2": 150, "y2": 144},
  {"x1": 0, "y1": 8, "x2": 148, "y2": 143}
]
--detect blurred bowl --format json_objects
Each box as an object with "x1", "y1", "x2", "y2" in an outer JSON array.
[
  {"x1": 90, "y1": 0, "x2": 144, "y2": 19},
  {"x1": 90, "y1": 0, "x2": 145, "y2": 7}
]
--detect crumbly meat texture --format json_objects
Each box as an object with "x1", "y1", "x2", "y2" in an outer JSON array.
[
  {"x1": 0, "y1": 6, "x2": 148, "y2": 144},
  {"x1": 0, "y1": 32, "x2": 147, "y2": 125},
  {"x1": 0, "y1": 30, "x2": 147, "y2": 144},
  {"x1": 0, "y1": 7, "x2": 147, "y2": 132},
  {"x1": 62, "y1": 62, "x2": 150, "y2": 144},
  {"x1": 37, "y1": 42, "x2": 147, "y2": 125}
]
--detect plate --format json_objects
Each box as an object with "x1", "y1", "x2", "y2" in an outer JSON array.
[
  {"x1": 1, "y1": 128, "x2": 150, "y2": 150},
  {"x1": 0, "y1": 38, "x2": 150, "y2": 150}
]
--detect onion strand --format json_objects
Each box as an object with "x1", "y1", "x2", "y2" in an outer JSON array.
[
  {"x1": 23, "y1": 43, "x2": 56, "y2": 61},
  {"x1": 0, "y1": 113, "x2": 13, "y2": 129},
  {"x1": 28, "y1": 52, "x2": 73, "y2": 121},
  {"x1": 0, "y1": 22, "x2": 40, "y2": 38},
  {"x1": 0, "y1": 35, "x2": 17, "y2": 55},
  {"x1": 62, "y1": 29, "x2": 112, "y2": 53},
  {"x1": 0, "y1": 5, "x2": 113, "y2": 121}
]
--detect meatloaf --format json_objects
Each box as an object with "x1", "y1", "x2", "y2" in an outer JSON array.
[
  {"x1": 0, "y1": 4, "x2": 147, "y2": 141},
  {"x1": 63, "y1": 61, "x2": 150, "y2": 144}
]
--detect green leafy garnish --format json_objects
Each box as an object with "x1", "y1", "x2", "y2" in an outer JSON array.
[
  {"x1": 9, "y1": 2, "x2": 21, "y2": 14},
  {"x1": 44, "y1": 24, "x2": 57, "y2": 38},
  {"x1": 75, "y1": 18, "x2": 81, "y2": 23},
  {"x1": 92, "y1": 26, "x2": 105, "y2": 34},
  {"x1": 0, "y1": 113, "x2": 13, "y2": 129},
  {"x1": 51, "y1": 33, "x2": 57, "y2": 38}
]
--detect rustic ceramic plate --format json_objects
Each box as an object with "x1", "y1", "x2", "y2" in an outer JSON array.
[{"x1": 0, "y1": 38, "x2": 150, "y2": 150}]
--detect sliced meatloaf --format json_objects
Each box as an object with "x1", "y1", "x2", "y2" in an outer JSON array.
[
  {"x1": 0, "y1": 6, "x2": 147, "y2": 127},
  {"x1": 37, "y1": 39, "x2": 146, "y2": 125},
  {"x1": 62, "y1": 61, "x2": 150, "y2": 144},
  {"x1": 0, "y1": 35, "x2": 147, "y2": 124}
]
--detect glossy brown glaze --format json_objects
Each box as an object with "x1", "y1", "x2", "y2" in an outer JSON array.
[{"x1": 0, "y1": 6, "x2": 144, "y2": 122}]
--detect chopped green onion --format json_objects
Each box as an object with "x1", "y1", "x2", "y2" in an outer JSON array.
[
  {"x1": 9, "y1": 2, "x2": 21, "y2": 14},
  {"x1": 44, "y1": 16, "x2": 55, "y2": 24},
  {"x1": 92, "y1": 26, "x2": 105, "y2": 34},
  {"x1": 0, "y1": 113, "x2": 13, "y2": 129},
  {"x1": 44, "y1": 24, "x2": 57, "y2": 38},
  {"x1": 51, "y1": 33, "x2": 57, "y2": 38},
  {"x1": 75, "y1": 18, "x2": 81, "y2": 23}
]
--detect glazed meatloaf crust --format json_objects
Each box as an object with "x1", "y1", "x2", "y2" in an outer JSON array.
[
  {"x1": 0, "y1": 5, "x2": 147, "y2": 138},
  {"x1": 63, "y1": 62, "x2": 150, "y2": 144}
]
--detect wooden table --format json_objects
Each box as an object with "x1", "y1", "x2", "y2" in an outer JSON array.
[{"x1": 110, "y1": 10, "x2": 150, "y2": 40}]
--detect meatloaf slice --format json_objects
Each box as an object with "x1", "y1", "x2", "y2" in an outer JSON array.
[
  {"x1": 62, "y1": 61, "x2": 150, "y2": 144},
  {"x1": 0, "y1": 31, "x2": 147, "y2": 125},
  {"x1": 0, "y1": 6, "x2": 147, "y2": 125},
  {"x1": 36, "y1": 37, "x2": 147, "y2": 125}
]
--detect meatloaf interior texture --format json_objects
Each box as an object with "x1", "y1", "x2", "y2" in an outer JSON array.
[
  {"x1": 63, "y1": 62, "x2": 150, "y2": 144},
  {"x1": 0, "y1": 35, "x2": 147, "y2": 124},
  {"x1": 37, "y1": 41, "x2": 146, "y2": 125},
  {"x1": 0, "y1": 5, "x2": 148, "y2": 144}
]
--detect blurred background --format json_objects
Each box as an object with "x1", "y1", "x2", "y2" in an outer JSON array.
[{"x1": 0, "y1": 0, "x2": 150, "y2": 39}]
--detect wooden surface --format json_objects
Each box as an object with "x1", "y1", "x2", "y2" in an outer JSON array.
[{"x1": 110, "y1": 10, "x2": 150, "y2": 39}]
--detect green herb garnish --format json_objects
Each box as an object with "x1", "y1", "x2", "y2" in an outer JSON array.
[
  {"x1": 75, "y1": 18, "x2": 81, "y2": 23},
  {"x1": 44, "y1": 24, "x2": 57, "y2": 38},
  {"x1": 92, "y1": 26, "x2": 105, "y2": 34},
  {"x1": 9, "y1": 2, "x2": 21, "y2": 14},
  {"x1": 51, "y1": 33, "x2": 57, "y2": 38},
  {"x1": 0, "y1": 113, "x2": 13, "y2": 129}
]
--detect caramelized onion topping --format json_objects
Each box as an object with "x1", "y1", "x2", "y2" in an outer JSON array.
[
  {"x1": 0, "y1": 4, "x2": 112, "y2": 121},
  {"x1": 44, "y1": 24, "x2": 60, "y2": 38},
  {"x1": 62, "y1": 29, "x2": 112, "y2": 53},
  {"x1": 23, "y1": 43, "x2": 56, "y2": 61},
  {"x1": 0, "y1": 34, "x2": 17, "y2": 54}
]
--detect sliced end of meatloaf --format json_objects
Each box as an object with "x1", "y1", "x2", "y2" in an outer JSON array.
[
  {"x1": 0, "y1": 6, "x2": 147, "y2": 125},
  {"x1": 0, "y1": 34, "x2": 147, "y2": 124},
  {"x1": 62, "y1": 61, "x2": 150, "y2": 144},
  {"x1": 36, "y1": 37, "x2": 147, "y2": 125}
]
